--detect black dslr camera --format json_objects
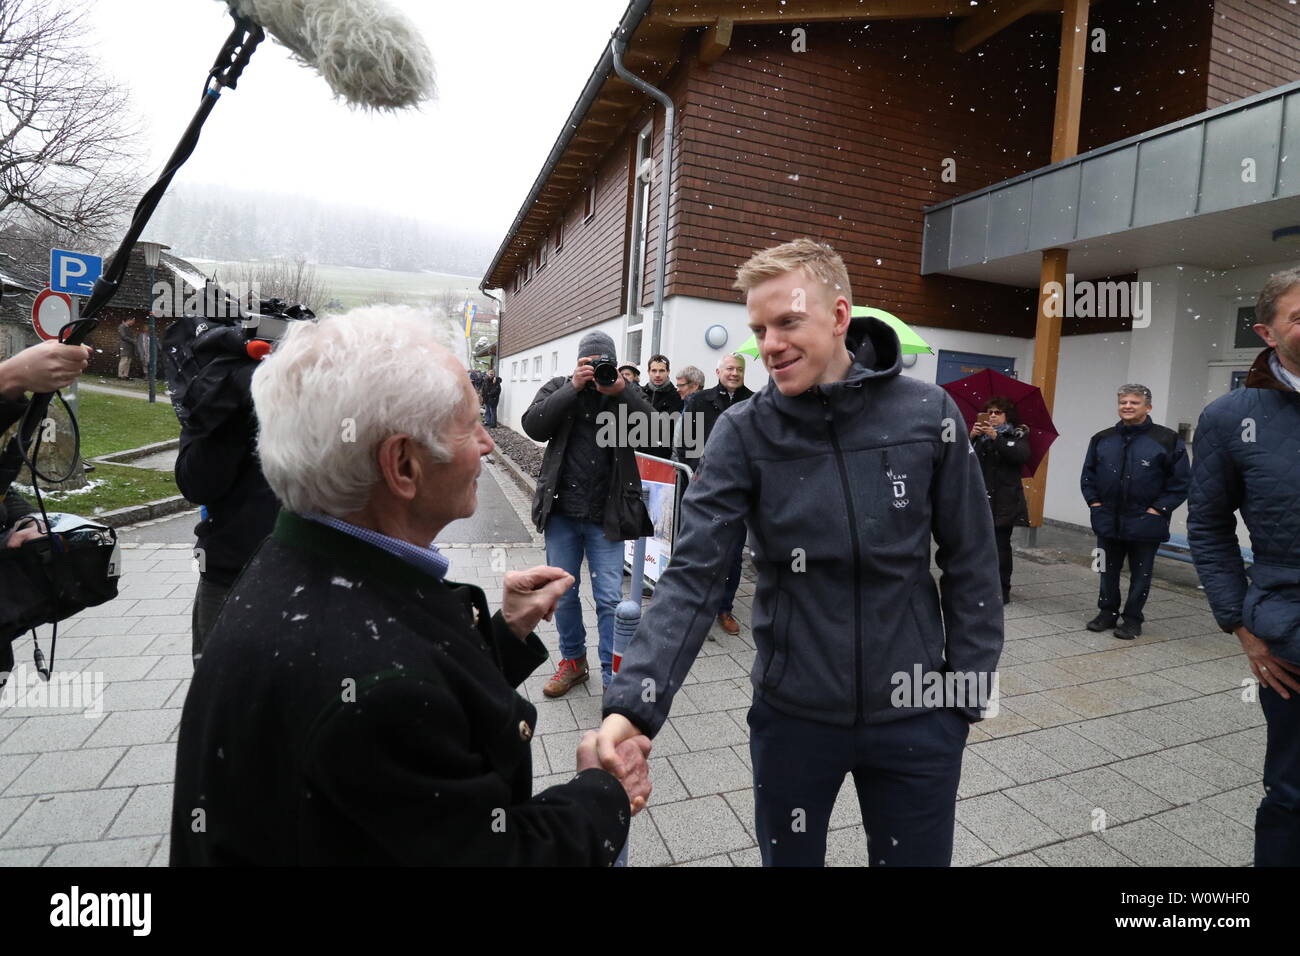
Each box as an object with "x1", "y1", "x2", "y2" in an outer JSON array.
[{"x1": 583, "y1": 354, "x2": 619, "y2": 387}]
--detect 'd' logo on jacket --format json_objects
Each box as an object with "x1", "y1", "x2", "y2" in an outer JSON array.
[{"x1": 888, "y1": 468, "x2": 909, "y2": 509}]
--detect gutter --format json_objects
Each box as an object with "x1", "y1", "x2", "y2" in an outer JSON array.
[
  {"x1": 479, "y1": 0, "x2": 657, "y2": 292},
  {"x1": 611, "y1": 32, "x2": 673, "y2": 359}
]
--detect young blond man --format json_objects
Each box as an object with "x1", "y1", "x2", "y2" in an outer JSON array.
[{"x1": 598, "y1": 239, "x2": 1004, "y2": 865}]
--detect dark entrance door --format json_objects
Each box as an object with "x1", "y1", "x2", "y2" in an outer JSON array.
[{"x1": 936, "y1": 349, "x2": 1017, "y2": 385}]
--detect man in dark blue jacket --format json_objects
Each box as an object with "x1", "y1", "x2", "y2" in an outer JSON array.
[
  {"x1": 1080, "y1": 384, "x2": 1189, "y2": 639},
  {"x1": 1189, "y1": 267, "x2": 1300, "y2": 867}
]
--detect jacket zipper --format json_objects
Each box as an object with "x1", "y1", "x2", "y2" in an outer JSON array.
[{"x1": 819, "y1": 391, "x2": 864, "y2": 724}]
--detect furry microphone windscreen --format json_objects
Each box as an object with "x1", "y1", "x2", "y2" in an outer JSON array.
[{"x1": 220, "y1": 0, "x2": 435, "y2": 110}]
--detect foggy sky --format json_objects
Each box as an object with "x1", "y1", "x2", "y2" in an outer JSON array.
[{"x1": 87, "y1": 0, "x2": 630, "y2": 243}]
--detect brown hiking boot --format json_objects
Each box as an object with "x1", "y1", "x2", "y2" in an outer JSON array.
[
  {"x1": 717, "y1": 612, "x2": 740, "y2": 635},
  {"x1": 543, "y1": 657, "x2": 589, "y2": 698}
]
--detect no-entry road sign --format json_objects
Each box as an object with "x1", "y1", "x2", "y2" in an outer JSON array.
[{"x1": 31, "y1": 287, "x2": 73, "y2": 341}]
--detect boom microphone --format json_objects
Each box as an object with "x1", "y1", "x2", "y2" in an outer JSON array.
[{"x1": 219, "y1": 0, "x2": 436, "y2": 109}]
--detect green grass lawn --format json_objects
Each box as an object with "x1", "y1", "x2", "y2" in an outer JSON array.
[
  {"x1": 74, "y1": 387, "x2": 180, "y2": 459},
  {"x1": 86, "y1": 375, "x2": 164, "y2": 395},
  {"x1": 14, "y1": 463, "x2": 180, "y2": 517},
  {"x1": 3, "y1": 386, "x2": 185, "y2": 516}
]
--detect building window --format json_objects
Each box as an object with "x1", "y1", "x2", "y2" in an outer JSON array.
[
  {"x1": 1234, "y1": 305, "x2": 1263, "y2": 350},
  {"x1": 623, "y1": 122, "x2": 654, "y2": 368},
  {"x1": 533, "y1": 356, "x2": 542, "y2": 380},
  {"x1": 583, "y1": 179, "x2": 596, "y2": 221},
  {"x1": 555, "y1": 219, "x2": 564, "y2": 252},
  {"x1": 551, "y1": 351, "x2": 558, "y2": 373}
]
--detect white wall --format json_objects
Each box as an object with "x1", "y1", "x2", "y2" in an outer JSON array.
[{"x1": 658, "y1": 295, "x2": 769, "y2": 392}]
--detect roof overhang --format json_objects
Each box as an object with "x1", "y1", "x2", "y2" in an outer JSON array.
[
  {"x1": 922, "y1": 79, "x2": 1300, "y2": 287},
  {"x1": 481, "y1": 0, "x2": 1071, "y2": 291}
]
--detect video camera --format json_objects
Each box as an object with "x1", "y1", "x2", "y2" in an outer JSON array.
[{"x1": 241, "y1": 297, "x2": 316, "y2": 350}]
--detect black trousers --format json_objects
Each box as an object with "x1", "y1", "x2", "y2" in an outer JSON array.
[
  {"x1": 1258, "y1": 686, "x2": 1300, "y2": 865},
  {"x1": 994, "y1": 525, "x2": 1014, "y2": 598},
  {"x1": 1095, "y1": 537, "x2": 1159, "y2": 624},
  {"x1": 748, "y1": 696, "x2": 969, "y2": 866},
  {"x1": 191, "y1": 577, "x2": 230, "y2": 663}
]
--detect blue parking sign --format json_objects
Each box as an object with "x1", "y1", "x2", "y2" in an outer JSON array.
[{"x1": 50, "y1": 248, "x2": 103, "y2": 297}]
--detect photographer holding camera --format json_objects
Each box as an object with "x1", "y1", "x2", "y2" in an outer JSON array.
[{"x1": 522, "y1": 331, "x2": 654, "y2": 697}]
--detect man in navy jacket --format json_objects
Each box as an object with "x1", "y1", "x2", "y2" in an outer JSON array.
[
  {"x1": 1080, "y1": 385, "x2": 1189, "y2": 639},
  {"x1": 1189, "y1": 267, "x2": 1300, "y2": 866}
]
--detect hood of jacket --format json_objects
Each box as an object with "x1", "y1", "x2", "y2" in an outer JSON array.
[{"x1": 766, "y1": 314, "x2": 903, "y2": 422}]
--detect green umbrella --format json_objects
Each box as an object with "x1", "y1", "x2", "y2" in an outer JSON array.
[{"x1": 735, "y1": 305, "x2": 933, "y2": 360}]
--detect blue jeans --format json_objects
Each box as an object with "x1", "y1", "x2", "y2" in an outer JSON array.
[
  {"x1": 1096, "y1": 537, "x2": 1158, "y2": 624},
  {"x1": 544, "y1": 513, "x2": 624, "y2": 686},
  {"x1": 747, "y1": 696, "x2": 968, "y2": 866},
  {"x1": 1258, "y1": 686, "x2": 1300, "y2": 865},
  {"x1": 719, "y1": 535, "x2": 745, "y2": 614},
  {"x1": 484, "y1": 401, "x2": 498, "y2": 427}
]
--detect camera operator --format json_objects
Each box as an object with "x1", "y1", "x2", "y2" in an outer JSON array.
[
  {"x1": 0, "y1": 340, "x2": 92, "y2": 547},
  {"x1": 522, "y1": 331, "x2": 654, "y2": 697},
  {"x1": 170, "y1": 321, "x2": 282, "y2": 662}
]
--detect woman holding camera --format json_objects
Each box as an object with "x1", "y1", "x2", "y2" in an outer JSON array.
[{"x1": 969, "y1": 396, "x2": 1030, "y2": 604}]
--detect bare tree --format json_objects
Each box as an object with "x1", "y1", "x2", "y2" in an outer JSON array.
[
  {"x1": 231, "y1": 257, "x2": 334, "y2": 312},
  {"x1": 0, "y1": 0, "x2": 141, "y2": 238}
]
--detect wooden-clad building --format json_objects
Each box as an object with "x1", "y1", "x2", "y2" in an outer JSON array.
[{"x1": 484, "y1": 0, "x2": 1300, "y2": 539}]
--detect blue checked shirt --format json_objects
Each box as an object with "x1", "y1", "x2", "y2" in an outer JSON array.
[{"x1": 304, "y1": 513, "x2": 450, "y2": 582}]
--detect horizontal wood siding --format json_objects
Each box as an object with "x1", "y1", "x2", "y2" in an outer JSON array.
[
  {"x1": 498, "y1": 137, "x2": 632, "y2": 358},
  {"x1": 1078, "y1": 1, "x2": 1213, "y2": 151},
  {"x1": 671, "y1": 19, "x2": 1063, "y2": 336},
  {"x1": 1207, "y1": 0, "x2": 1300, "y2": 107}
]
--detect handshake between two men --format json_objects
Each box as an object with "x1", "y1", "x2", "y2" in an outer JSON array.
[{"x1": 502, "y1": 564, "x2": 654, "y2": 816}]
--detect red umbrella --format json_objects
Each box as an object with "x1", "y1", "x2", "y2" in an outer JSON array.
[{"x1": 941, "y1": 368, "x2": 1059, "y2": 477}]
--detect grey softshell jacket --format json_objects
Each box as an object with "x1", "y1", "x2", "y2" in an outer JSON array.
[{"x1": 603, "y1": 315, "x2": 1005, "y2": 733}]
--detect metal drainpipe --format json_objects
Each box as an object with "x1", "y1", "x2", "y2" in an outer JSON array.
[
  {"x1": 611, "y1": 33, "x2": 673, "y2": 359},
  {"x1": 482, "y1": 288, "x2": 502, "y2": 372}
]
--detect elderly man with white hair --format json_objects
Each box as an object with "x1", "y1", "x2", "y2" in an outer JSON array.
[{"x1": 170, "y1": 312, "x2": 650, "y2": 866}]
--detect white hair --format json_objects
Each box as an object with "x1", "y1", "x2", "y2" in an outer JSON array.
[
  {"x1": 717, "y1": 352, "x2": 746, "y2": 372},
  {"x1": 251, "y1": 307, "x2": 466, "y2": 517}
]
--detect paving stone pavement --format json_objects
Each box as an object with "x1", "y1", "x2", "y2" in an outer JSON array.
[{"x1": 0, "y1": 462, "x2": 1265, "y2": 867}]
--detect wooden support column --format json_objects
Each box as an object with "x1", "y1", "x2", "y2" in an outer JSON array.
[{"x1": 1026, "y1": 0, "x2": 1088, "y2": 531}]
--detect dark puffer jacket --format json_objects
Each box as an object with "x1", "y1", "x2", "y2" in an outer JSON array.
[
  {"x1": 1188, "y1": 348, "x2": 1300, "y2": 660},
  {"x1": 973, "y1": 426, "x2": 1030, "y2": 528},
  {"x1": 1080, "y1": 418, "x2": 1189, "y2": 542}
]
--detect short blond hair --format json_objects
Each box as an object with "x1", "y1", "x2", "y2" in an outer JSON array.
[{"x1": 733, "y1": 238, "x2": 852, "y2": 308}]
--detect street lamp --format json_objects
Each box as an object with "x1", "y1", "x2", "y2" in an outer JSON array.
[{"x1": 137, "y1": 242, "x2": 169, "y2": 403}]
